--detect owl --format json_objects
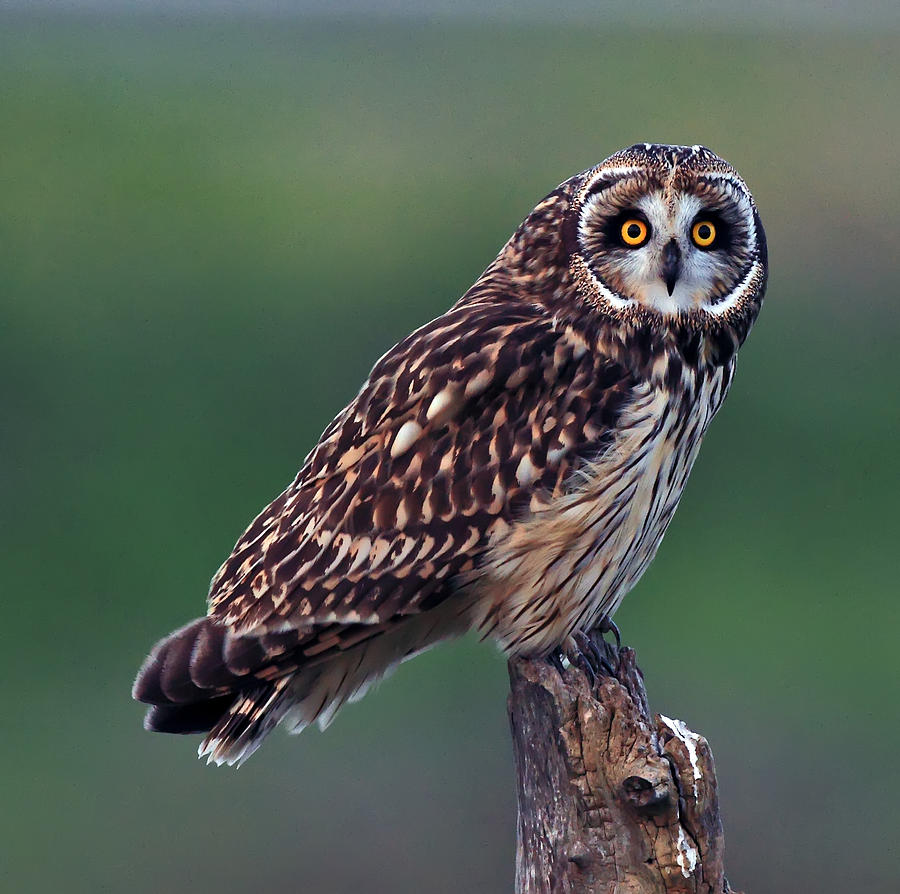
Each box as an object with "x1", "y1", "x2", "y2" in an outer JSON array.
[{"x1": 134, "y1": 144, "x2": 767, "y2": 766}]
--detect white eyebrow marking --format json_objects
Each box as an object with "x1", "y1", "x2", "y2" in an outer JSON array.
[{"x1": 580, "y1": 165, "x2": 643, "y2": 197}]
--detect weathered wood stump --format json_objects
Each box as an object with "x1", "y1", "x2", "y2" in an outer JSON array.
[{"x1": 508, "y1": 635, "x2": 742, "y2": 894}]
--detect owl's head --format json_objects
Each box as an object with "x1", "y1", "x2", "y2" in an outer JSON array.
[{"x1": 565, "y1": 144, "x2": 767, "y2": 329}]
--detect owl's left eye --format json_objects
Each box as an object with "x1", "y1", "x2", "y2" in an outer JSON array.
[
  {"x1": 691, "y1": 220, "x2": 717, "y2": 248},
  {"x1": 619, "y1": 218, "x2": 650, "y2": 247}
]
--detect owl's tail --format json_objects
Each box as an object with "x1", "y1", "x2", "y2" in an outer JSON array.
[{"x1": 133, "y1": 605, "x2": 467, "y2": 767}]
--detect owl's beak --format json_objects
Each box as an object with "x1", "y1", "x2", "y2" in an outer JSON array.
[{"x1": 661, "y1": 240, "x2": 681, "y2": 296}]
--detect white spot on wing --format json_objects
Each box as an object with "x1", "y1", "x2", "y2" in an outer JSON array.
[
  {"x1": 347, "y1": 537, "x2": 371, "y2": 574},
  {"x1": 322, "y1": 533, "x2": 351, "y2": 575},
  {"x1": 391, "y1": 420, "x2": 423, "y2": 458},
  {"x1": 426, "y1": 386, "x2": 461, "y2": 424},
  {"x1": 546, "y1": 445, "x2": 567, "y2": 464},
  {"x1": 464, "y1": 368, "x2": 492, "y2": 399},
  {"x1": 516, "y1": 454, "x2": 538, "y2": 486}
]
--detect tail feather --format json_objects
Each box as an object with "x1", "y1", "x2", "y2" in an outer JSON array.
[
  {"x1": 134, "y1": 600, "x2": 472, "y2": 766},
  {"x1": 133, "y1": 616, "x2": 277, "y2": 745},
  {"x1": 133, "y1": 617, "x2": 233, "y2": 705},
  {"x1": 199, "y1": 678, "x2": 294, "y2": 767},
  {"x1": 144, "y1": 696, "x2": 236, "y2": 734},
  {"x1": 197, "y1": 643, "x2": 396, "y2": 767}
]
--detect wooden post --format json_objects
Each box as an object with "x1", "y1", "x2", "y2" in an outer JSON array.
[{"x1": 508, "y1": 635, "x2": 743, "y2": 894}]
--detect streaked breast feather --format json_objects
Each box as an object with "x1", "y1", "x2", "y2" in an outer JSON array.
[{"x1": 475, "y1": 366, "x2": 727, "y2": 655}]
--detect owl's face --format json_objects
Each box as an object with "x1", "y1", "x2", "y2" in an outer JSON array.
[{"x1": 570, "y1": 145, "x2": 766, "y2": 324}]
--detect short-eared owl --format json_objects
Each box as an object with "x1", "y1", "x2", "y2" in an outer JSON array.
[{"x1": 134, "y1": 144, "x2": 767, "y2": 765}]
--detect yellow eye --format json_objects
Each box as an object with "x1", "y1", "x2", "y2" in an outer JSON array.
[
  {"x1": 620, "y1": 218, "x2": 649, "y2": 247},
  {"x1": 692, "y1": 220, "x2": 717, "y2": 248}
]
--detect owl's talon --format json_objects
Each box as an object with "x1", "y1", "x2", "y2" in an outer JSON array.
[
  {"x1": 573, "y1": 630, "x2": 604, "y2": 672},
  {"x1": 599, "y1": 617, "x2": 622, "y2": 651},
  {"x1": 551, "y1": 638, "x2": 597, "y2": 685},
  {"x1": 572, "y1": 631, "x2": 616, "y2": 681},
  {"x1": 571, "y1": 647, "x2": 597, "y2": 687}
]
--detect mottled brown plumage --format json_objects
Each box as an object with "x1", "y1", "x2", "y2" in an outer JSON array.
[{"x1": 134, "y1": 144, "x2": 767, "y2": 765}]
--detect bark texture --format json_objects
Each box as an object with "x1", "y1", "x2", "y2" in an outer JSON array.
[{"x1": 508, "y1": 636, "x2": 742, "y2": 894}]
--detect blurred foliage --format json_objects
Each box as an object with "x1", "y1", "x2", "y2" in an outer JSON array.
[{"x1": 1, "y1": 13, "x2": 898, "y2": 893}]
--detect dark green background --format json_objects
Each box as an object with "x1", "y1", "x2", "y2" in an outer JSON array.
[{"x1": 2, "y1": 11, "x2": 898, "y2": 893}]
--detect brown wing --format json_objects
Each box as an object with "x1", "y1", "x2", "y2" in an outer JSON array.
[{"x1": 207, "y1": 297, "x2": 635, "y2": 636}]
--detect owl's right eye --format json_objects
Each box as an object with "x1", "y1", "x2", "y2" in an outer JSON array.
[{"x1": 619, "y1": 218, "x2": 650, "y2": 247}]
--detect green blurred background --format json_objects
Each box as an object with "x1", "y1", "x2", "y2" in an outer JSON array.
[{"x1": 2, "y1": 4, "x2": 898, "y2": 892}]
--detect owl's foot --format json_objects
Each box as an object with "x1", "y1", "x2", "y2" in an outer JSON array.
[
  {"x1": 548, "y1": 629, "x2": 618, "y2": 684},
  {"x1": 573, "y1": 630, "x2": 617, "y2": 679},
  {"x1": 548, "y1": 642, "x2": 598, "y2": 686}
]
